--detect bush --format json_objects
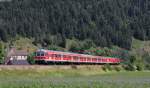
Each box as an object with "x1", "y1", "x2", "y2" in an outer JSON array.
[
  {"x1": 0, "y1": 42, "x2": 4, "y2": 64},
  {"x1": 136, "y1": 65, "x2": 142, "y2": 71},
  {"x1": 106, "y1": 64, "x2": 112, "y2": 71},
  {"x1": 102, "y1": 64, "x2": 112, "y2": 71},
  {"x1": 27, "y1": 54, "x2": 35, "y2": 65},
  {"x1": 114, "y1": 66, "x2": 121, "y2": 72},
  {"x1": 124, "y1": 64, "x2": 136, "y2": 71},
  {"x1": 136, "y1": 64, "x2": 144, "y2": 71},
  {"x1": 102, "y1": 66, "x2": 107, "y2": 72},
  {"x1": 145, "y1": 64, "x2": 150, "y2": 70}
]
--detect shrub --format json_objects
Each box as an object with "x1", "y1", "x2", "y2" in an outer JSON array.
[
  {"x1": 102, "y1": 66, "x2": 107, "y2": 72},
  {"x1": 102, "y1": 64, "x2": 112, "y2": 71},
  {"x1": 145, "y1": 64, "x2": 150, "y2": 70},
  {"x1": 27, "y1": 54, "x2": 35, "y2": 65},
  {"x1": 114, "y1": 66, "x2": 121, "y2": 72},
  {"x1": 105, "y1": 64, "x2": 112, "y2": 71},
  {"x1": 124, "y1": 64, "x2": 136, "y2": 71},
  {"x1": 136, "y1": 64, "x2": 144, "y2": 71},
  {"x1": 0, "y1": 42, "x2": 4, "y2": 64}
]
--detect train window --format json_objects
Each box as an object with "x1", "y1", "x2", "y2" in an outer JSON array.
[
  {"x1": 53, "y1": 54, "x2": 56, "y2": 57},
  {"x1": 64, "y1": 55, "x2": 67, "y2": 58},
  {"x1": 92, "y1": 58, "x2": 96, "y2": 61},
  {"x1": 41, "y1": 52, "x2": 45, "y2": 56},
  {"x1": 73, "y1": 56, "x2": 78, "y2": 60},
  {"x1": 68, "y1": 56, "x2": 72, "y2": 58},
  {"x1": 36, "y1": 52, "x2": 41, "y2": 56},
  {"x1": 55, "y1": 54, "x2": 61, "y2": 57},
  {"x1": 58, "y1": 54, "x2": 61, "y2": 57},
  {"x1": 51, "y1": 54, "x2": 55, "y2": 58},
  {"x1": 45, "y1": 53, "x2": 48, "y2": 56},
  {"x1": 88, "y1": 58, "x2": 90, "y2": 60},
  {"x1": 55, "y1": 54, "x2": 58, "y2": 57},
  {"x1": 36, "y1": 51, "x2": 45, "y2": 56}
]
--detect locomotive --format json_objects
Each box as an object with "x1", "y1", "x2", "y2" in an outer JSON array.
[{"x1": 34, "y1": 49, "x2": 121, "y2": 64}]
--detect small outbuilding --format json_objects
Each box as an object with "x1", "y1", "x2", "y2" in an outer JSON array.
[{"x1": 5, "y1": 48, "x2": 29, "y2": 65}]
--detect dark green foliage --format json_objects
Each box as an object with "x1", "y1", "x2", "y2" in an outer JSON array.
[
  {"x1": 48, "y1": 45, "x2": 63, "y2": 51},
  {"x1": 102, "y1": 64, "x2": 112, "y2": 71},
  {"x1": 145, "y1": 64, "x2": 150, "y2": 70},
  {"x1": 143, "y1": 53, "x2": 150, "y2": 70},
  {"x1": 27, "y1": 53, "x2": 35, "y2": 65},
  {"x1": 102, "y1": 66, "x2": 107, "y2": 72},
  {"x1": 114, "y1": 66, "x2": 121, "y2": 72},
  {"x1": 0, "y1": 42, "x2": 4, "y2": 64},
  {"x1": 124, "y1": 55, "x2": 137, "y2": 71},
  {"x1": 124, "y1": 64, "x2": 136, "y2": 71},
  {"x1": 0, "y1": 0, "x2": 149, "y2": 49},
  {"x1": 135, "y1": 57, "x2": 144, "y2": 71},
  {"x1": 129, "y1": 55, "x2": 137, "y2": 64},
  {"x1": 106, "y1": 64, "x2": 112, "y2": 71},
  {"x1": 136, "y1": 65, "x2": 143, "y2": 71},
  {"x1": 82, "y1": 39, "x2": 96, "y2": 50}
]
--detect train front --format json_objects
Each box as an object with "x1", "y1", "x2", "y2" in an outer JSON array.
[{"x1": 34, "y1": 49, "x2": 48, "y2": 64}]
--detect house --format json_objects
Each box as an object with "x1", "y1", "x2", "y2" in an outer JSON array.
[{"x1": 5, "y1": 48, "x2": 29, "y2": 65}]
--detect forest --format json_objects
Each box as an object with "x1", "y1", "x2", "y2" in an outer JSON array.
[
  {"x1": 0, "y1": 0, "x2": 149, "y2": 50},
  {"x1": 0, "y1": 0, "x2": 149, "y2": 70}
]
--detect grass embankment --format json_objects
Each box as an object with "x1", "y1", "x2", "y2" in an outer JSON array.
[
  {"x1": 0, "y1": 65, "x2": 150, "y2": 88},
  {"x1": 0, "y1": 65, "x2": 110, "y2": 77}
]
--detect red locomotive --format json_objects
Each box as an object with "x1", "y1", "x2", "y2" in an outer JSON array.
[{"x1": 34, "y1": 49, "x2": 121, "y2": 64}]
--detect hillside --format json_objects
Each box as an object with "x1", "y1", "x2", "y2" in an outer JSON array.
[
  {"x1": 0, "y1": 0, "x2": 149, "y2": 49},
  {"x1": 132, "y1": 38, "x2": 150, "y2": 54}
]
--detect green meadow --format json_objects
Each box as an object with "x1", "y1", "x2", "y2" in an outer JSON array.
[{"x1": 0, "y1": 66, "x2": 149, "y2": 88}]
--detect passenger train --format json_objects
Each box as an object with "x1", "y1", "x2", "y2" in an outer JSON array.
[{"x1": 34, "y1": 49, "x2": 121, "y2": 65}]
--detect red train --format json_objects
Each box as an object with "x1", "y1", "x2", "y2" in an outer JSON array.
[{"x1": 34, "y1": 49, "x2": 121, "y2": 64}]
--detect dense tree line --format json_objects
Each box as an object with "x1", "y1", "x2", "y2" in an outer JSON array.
[
  {"x1": 0, "y1": 0, "x2": 149, "y2": 49},
  {"x1": 0, "y1": 42, "x2": 4, "y2": 64}
]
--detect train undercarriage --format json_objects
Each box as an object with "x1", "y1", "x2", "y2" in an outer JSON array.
[{"x1": 35, "y1": 60, "x2": 120, "y2": 65}]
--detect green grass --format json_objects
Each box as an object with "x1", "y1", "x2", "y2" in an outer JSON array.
[
  {"x1": 132, "y1": 38, "x2": 150, "y2": 52},
  {"x1": 132, "y1": 38, "x2": 144, "y2": 49},
  {"x1": 0, "y1": 68, "x2": 149, "y2": 88}
]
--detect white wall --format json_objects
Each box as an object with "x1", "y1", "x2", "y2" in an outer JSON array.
[{"x1": 11, "y1": 56, "x2": 27, "y2": 60}]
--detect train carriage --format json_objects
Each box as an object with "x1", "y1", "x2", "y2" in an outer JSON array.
[{"x1": 34, "y1": 49, "x2": 121, "y2": 64}]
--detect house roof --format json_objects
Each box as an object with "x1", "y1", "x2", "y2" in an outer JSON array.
[
  {"x1": 13, "y1": 50, "x2": 28, "y2": 56},
  {"x1": 7, "y1": 48, "x2": 28, "y2": 57}
]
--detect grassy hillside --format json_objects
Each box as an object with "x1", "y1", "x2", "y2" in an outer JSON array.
[{"x1": 131, "y1": 38, "x2": 150, "y2": 54}]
